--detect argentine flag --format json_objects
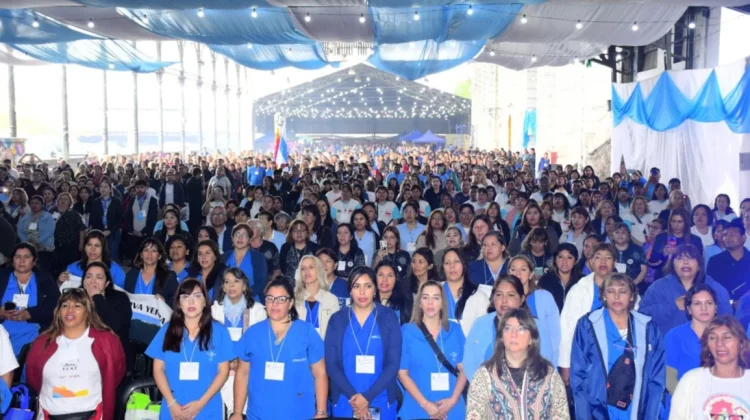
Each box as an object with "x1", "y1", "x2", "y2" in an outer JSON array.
[{"x1": 274, "y1": 119, "x2": 289, "y2": 166}]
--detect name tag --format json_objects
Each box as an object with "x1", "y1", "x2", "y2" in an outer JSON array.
[
  {"x1": 407, "y1": 242, "x2": 416, "y2": 252},
  {"x1": 13, "y1": 294, "x2": 29, "y2": 309},
  {"x1": 28, "y1": 222, "x2": 38, "y2": 231},
  {"x1": 265, "y1": 361, "x2": 285, "y2": 381},
  {"x1": 338, "y1": 261, "x2": 346, "y2": 272},
  {"x1": 179, "y1": 362, "x2": 199, "y2": 381},
  {"x1": 137, "y1": 210, "x2": 146, "y2": 221},
  {"x1": 431, "y1": 372, "x2": 450, "y2": 391},
  {"x1": 356, "y1": 355, "x2": 375, "y2": 374},
  {"x1": 228, "y1": 327, "x2": 242, "y2": 342},
  {"x1": 615, "y1": 263, "x2": 627, "y2": 273}
]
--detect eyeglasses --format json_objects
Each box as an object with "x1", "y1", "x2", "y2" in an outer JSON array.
[
  {"x1": 179, "y1": 292, "x2": 204, "y2": 302},
  {"x1": 265, "y1": 295, "x2": 291, "y2": 304},
  {"x1": 292, "y1": 229, "x2": 307, "y2": 234},
  {"x1": 233, "y1": 233, "x2": 250, "y2": 239},
  {"x1": 502, "y1": 325, "x2": 529, "y2": 334},
  {"x1": 711, "y1": 415, "x2": 744, "y2": 420}
]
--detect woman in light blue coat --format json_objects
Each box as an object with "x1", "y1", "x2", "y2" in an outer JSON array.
[{"x1": 463, "y1": 274, "x2": 557, "y2": 382}]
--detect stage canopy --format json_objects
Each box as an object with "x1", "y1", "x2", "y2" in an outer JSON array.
[
  {"x1": 400, "y1": 130, "x2": 423, "y2": 141},
  {"x1": 0, "y1": 1, "x2": 748, "y2": 77},
  {"x1": 412, "y1": 130, "x2": 446, "y2": 144}
]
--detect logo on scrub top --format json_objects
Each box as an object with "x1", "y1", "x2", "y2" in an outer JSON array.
[
  {"x1": 207, "y1": 351, "x2": 216, "y2": 362},
  {"x1": 450, "y1": 352, "x2": 458, "y2": 363}
]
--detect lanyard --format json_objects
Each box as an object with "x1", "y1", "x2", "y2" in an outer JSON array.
[
  {"x1": 182, "y1": 335, "x2": 199, "y2": 362},
  {"x1": 137, "y1": 195, "x2": 146, "y2": 210},
  {"x1": 434, "y1": 331, "x2": 445, "y2": 373},
  {"x1": 11, "y1": 273, "x2": 28, "y2": 295},
  {"x1": 485, "y1": 261, "x2": 503, "y2": 285},
  {"x1": 305, "y1": 301, "x2": 319, "y2": 327},
  {"x1": 348, "y1": 307, "x2": 378, "y2": 356},
  {"x1": 267, "y1": 321, "x2": 289, "y2": 363}
]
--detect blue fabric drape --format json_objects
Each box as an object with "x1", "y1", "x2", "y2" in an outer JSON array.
[
  {"x1": 209, "y1": 43, "x2": 335, "y2": 71},
  {"x1": 75, "y1": 0, "x2": 272, "y2": 8},
  {"x1": 369, "y1": 0, "x2": 544, "y2": 6},
  {"x1": 371, "y1": 4, "x2": 521, "y2": 44},
  {"x1": 9, "y1": 40, "x2": 174, "y2": 72},
  {"x1": 368, "y1": 39, "x2": 483, "y2": 80},
  {"x1": 120, "y1": 8, "x2": 314, "y2": 45},
  {"x1": 523, "y1": 108, "x2": 537, "y2": 148},
  {"x1": 0, "y1": 9, "x2": 99, "y2": 44},
  {"x1": 612, "y1": 67, "x2": 750, "y2": 134}
]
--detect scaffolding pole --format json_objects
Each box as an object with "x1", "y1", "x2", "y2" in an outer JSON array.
[
  {"x1": 62, "y1": 66, "x2": 69, "y2": 160},
  {"x1": 156, "y1": 41, "x2": 164, "y2": 152},
  {"x1": 8, "y1": 65, "x2": 16, "y2": 137}
]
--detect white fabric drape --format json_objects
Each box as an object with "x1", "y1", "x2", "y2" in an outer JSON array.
[
  {"x1": 612, "y1": 59, "x2": 748, "y2": 208},
  {"x1": 477, "y1": 40, "x2": 606, "y2": 70}
]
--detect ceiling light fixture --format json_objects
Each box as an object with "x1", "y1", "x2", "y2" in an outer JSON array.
[
  {"x1": 87, "y1": 18, "x2": 95, "y2": 28},
  {"x1": 305, "y1": 13, "x2": 311, "y2": 22},
  {"x1": 251, "y1": 8, "x2": 257, "y2": 18},
  {"x1": 467, "y1": 5, "x2": 474, "y2": 16},
  {"x1": 576, "y1": 20, "x2": 583, "y2": 29},
  {"x1": 520, "y1": 14, "x2": 527, "y2": 24},
  {"x1": 359, "y1": 13, "x2": 366, "y2": 24},
  {"x1": 197, "y1": 8, "x2": 205, "y2": 18},
  {"x1": 413, "y1": 10, "x2": 420, "y2": 21}
]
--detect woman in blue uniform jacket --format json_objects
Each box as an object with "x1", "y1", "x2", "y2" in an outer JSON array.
[
  {"x1": 124, "y1": 238, "x2": 179, "y2": 304},
  {"x1": 220, "y1": 223, "x2": 268, "y2": 297},
  {"x1": 571, "y1": 273, "x2": 665, "y2": 420},
  {"x1": 146, "y1": 279, "x2": 235, "y2": 420},
  {"x1": 0, "y1": 243, "x2": 60, "y2": 356},
  {"x1": 231, "y1": 277, "x2": 329, "y2": 420},
  {"x1": 398, "y1": 280, "x2": 467, "y2": 420},
  {"x1": 59, "y1": 229, "x2": 126, "y2": 288},
  {"x1": 325, "y1": 266, "x2": 402, "y2": 420},
  {"x1": 640, "y1": 243, "x2": 731, "y2": 335}
]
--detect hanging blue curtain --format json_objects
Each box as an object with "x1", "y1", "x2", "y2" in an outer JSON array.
[
  {"x1": 612, "y1": 67, "x2": 750, "y2": 133},
  {"x1": 209, "y1": 43, "x2": 335, "y2": 71},
  {"x1": 9, "y1": 40, "x2": 174, "y2": 72},
  {"x1": 369, "y1": 0, "x2": 544, "y2": 6},
  {"x1": 371, "y1": 4, "x2": 521, "y2": 44},
  {"x1": 523, "y1": 109, "x2": 537, "y2": 148},
  {"x1": 368, "y1": 39, "x2": 483, "y2": 80},
  {"x1": 120, "y1": 8, "x2": 314, "y2": 45},
  {"x1": 75, "y1": 0, "x2": 272, "y2": 8},
  {"x1": 0, "y1": 9, "x2": 99, "y2": 44}
]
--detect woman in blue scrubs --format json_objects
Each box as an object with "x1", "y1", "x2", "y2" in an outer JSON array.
[
  {"x1": 58, "y1": 229, "x2": 126, "y2": 288},
  {"x1": 467, "y1": 231, "x2": 509, "y2": 296},
  {"x1": 146, "y1": 279, "x2": 235, "y2": 420},
  {"x1": 663, "y1": 284, "x2": 718, "y2": 417},
  {"x1": 508, "y1": 255, "x2": 560, "y2": 366},
  {"x1": 316, "y1": 248, "x2": 349, "y2": 309},
  {"x1": 231, "y1": 277, "x2": 328, "y2": 420},
  {"x1": 221, "y1": 223, "x2": 268, "y2": 295},
  {"x1": 325, "y1": 266, "x2": 402, "y2": 420},
  {"x1": 188, "y1": 240, "x2": 226, "y2": 301},
  {"x1": 0, "y1": 243, "x2": 60, "y2": 356},
  {"x1": 167, "y1": 234, "x2": 192, "y2": 283},
  {"x1": 124, "y1": 238, "x2": 178, "y2": 303},
  {"x1": 398, "y1": 280, "x2": 467, "y2": 419}
]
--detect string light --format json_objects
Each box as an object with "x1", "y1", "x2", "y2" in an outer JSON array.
[
  {"x1": 688, "y1": 21, "x2": 696, "y2": 29},
  {"x1": 197, "y1": 8, "x2": 205, "y2": 18},
  {"x1": 359, "y1": 13, "x2": 366, "y2": 24},
  {"x1": 304, "y1": 13, "x2": 311, "y2": 22},
  {"x1": 87, "y1": 18, "x2": 95, "y2": 28},
  {"x1": 576, "y1": 20, "x2": 583, "y2": 29},
  {"x1": 108, "y1": 63, "x2": 115, "y2": 70},
  {"x1": 247, "y1": 43, "x2": 253, "y2": 49},
  {"x1": 32, "y1": 17, "x2": 39, "y2": 28},
  {"x1": 520, "y1": 14, "x2": 528, "y2": 24},
  {"x1": 489, "y1": 49, "x2": 495, "y2": 57},
  {"x1": 467, "y1": 5, "x2": 474, "y2": 16},
  {"x1": 142, "y1": 14, "x2": 148, "y2": 23},
  {"x1": 413, "y1": 11, "x2": 420, "y2": 21},
  {"x1": 531, "y1": 55, "x2": 537, "y2": 62},
  {"x1": 251, "y1": 8, "x2": 257, "y2": 18},
  {"x1": 631, "y1": 21, "x2": 639, "y2": 31}
]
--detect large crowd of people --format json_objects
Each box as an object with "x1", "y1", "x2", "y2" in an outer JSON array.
[{"x1": 0, "y1": 144, "x2": 749, "y2": 420}]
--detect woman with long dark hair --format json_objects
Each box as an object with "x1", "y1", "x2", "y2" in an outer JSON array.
[
  {"x1": 537, "y1": 243, "x2": 581, "y2": 312},
  {"x1": 442, "y1": 248, "x2": 489, "y2": 337},
  {"x1": 406, "y1": 247, "x2": 439, "y2": 296},
  {"x1": 352, "y1": 208, "x2": 378, "y2": 266},
  {"x1": 146, "y1": 279, "x2": 234, "y2": 419},
  {"x1": 124, "y1": 237, "x2": 178, "y2": 303},
  {"x1": 466, "y1": 309, "x2": 569, "y2": 418},
  {"x1": 231, "y1": 277, "x2": 328, "y2": 420},
  {"x1": 154, "y1": 207, "x2": 193, "y2": 245},
  {"x1": 467, "y1": 231, "x2": 509, "y2": 296},
  {"x1": 712, "y1": 193, "x2": 737, "y2": 222},
  {"x1": 303, "y1": 204, "x2": 334, "y2": 249},
  {"x1": 60, "y1": 229, "x2": 126, "y2": 288},
  {"x1": 335, "y1": 223, "x2": 367, "y2": 278},
  {"x1": 463, "y1": 214, "x2": 492, "y2": 263},
  {"x1": 372, "y1": 226, "x2": 412, "y2": 282},
  {"x1": 376, "y1": 262, "x2": 413, "y2": 325},
  {"x1": 416, "y1": 209, "x2": 447, "y2": 254},
  {"x1": 188, "y1": 240, "x2": 227, "y2": 300},
  {"x1": 509, "y1": 202, "x2": 559, "y2": 256},
  {"x1": 167, "y1": 234, "x2": 192, "y2": 283},
  {"x1": 83, "y1": 261, "x2": 132, "y2": 362}
]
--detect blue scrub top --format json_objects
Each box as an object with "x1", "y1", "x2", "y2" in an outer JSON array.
[
  {"x1": 226, "y1": 250, "x2": 255, "y2": 287},
  {"x1": 332, "y1": 309, "x2": 392, "y2": 419},
  {"x1": 396, "y1": 223, "x2": 426, "y2": 254},
  {"x1": 169, "y1": 261, "x2": 191, "y2": 283},
  {"x1": 603, "y1": 310, "x2": 635, "y2": 420},
  {"x1": 443, "y1": 282, "x2": 458, "y2": 322},
  {"x1": 67, "y1": 260, "x2": 126, "y2": 289},
  {"x1": 1, "y1": 273, "x2": 40, "y2": 356},
  {"x1": 398, "y1": 322, "x2": 466, "y2": 420},
  {"x1": 234, "y1": 319, "x2": 324, "y2": 420},
  {"x1": 329, "y1": 277, "x2": 349, "y2": 309},
  {"x1": 145, "y1": 321, "x2": 235, "y2": 420},
  {"x1": 664, "y1": 322, "x2": 701, "y2": 380}
]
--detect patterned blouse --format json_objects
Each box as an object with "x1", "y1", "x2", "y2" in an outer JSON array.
[{"x1": 466, "y1": 363, "x2": 569, "y2": 420}]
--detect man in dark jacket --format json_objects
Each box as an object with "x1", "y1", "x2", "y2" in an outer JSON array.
[
  {"x1": 122, "y1": 180, "x2": 159, "y2": 261},
  {"x1": 158, "y1": 168, "x2": 186, "y2": 209},
  {"x1": 186, "y1": 167, "x2": 205, "y2": 236}
]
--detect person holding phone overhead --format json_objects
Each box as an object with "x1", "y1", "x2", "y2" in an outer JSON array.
[{"x1": 146, "y1": 279, "x2": 235, "y2": 420}]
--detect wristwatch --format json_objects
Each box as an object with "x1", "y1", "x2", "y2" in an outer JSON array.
[{"x1": 315, "y1": 410, "x2": 328, "y2": 416}]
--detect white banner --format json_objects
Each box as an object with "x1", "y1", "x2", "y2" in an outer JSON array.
[{"x1": 113, "y1": 286, "x2": 173, "y2": 326}]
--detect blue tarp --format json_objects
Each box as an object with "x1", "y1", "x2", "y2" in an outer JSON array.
[
  {"x1": 75, "y1": 0, "x2": 272, "y2": 8},
  {"x1": 0, "y1": 9, "x2": 99, "y2": 44},
  {"x1": 412, "y1": 130, "x2": 445, "y2": 144},
  {"x1": 612, "y1": 67, "x2": 750, "y2": 134},
  {"x1": 10, "y1": 39, "x2": 174, "y2": 72},
  {"x1": 400, "y1": 130, "x2": 423, "y2": 141},
  {"x1": 209, "y1": 43, "x2": 334, "y2": 71},
  {"x1": 523, "y1": 109, "x2": 537, "y2": 148},
  {"x1": 369, "y1": 39, "x2": 483, "y2": 80},
  {"x1": 369, "y1": 0, "x2": 544, "y2": 5}
]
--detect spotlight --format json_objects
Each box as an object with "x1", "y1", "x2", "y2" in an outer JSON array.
[{"x1": 413, "y1": 11, "x2": 420, "y2": 21}]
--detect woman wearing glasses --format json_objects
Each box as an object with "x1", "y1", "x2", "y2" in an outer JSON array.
[
  {"x1": 230, "y1": 277, "x2": 329, "y2": 420},
  {"x1": 221, "y1": 223, "x2": 268, "y2": 298},
  {"x1": 325, "y1": 266, "x2": 402, "y2": 420},
  {"x1": 570, "y1": 273, "x2": 665, "y2": 420},
  {"x1": 146, "y1": 279, "x2": 235, "y2": 420},
  {"x1": 669, "y1": 316, "x2": 750, "y2": 420},
  {"x1": 279, "y1": 219, "x2": 320, "y2": 278},
  {"x1": 398, "y1": 280, "x2": 467, "y2": 420},
  {"x1": 26, "y1": 288, "x2": 126, "y2": 420}
]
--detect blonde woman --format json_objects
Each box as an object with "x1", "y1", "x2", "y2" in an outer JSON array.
[{"x1": 295, "y1": 255, "x2": 341, "y2": 338}]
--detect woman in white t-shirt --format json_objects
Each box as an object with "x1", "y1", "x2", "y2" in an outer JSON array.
[
  {"x1": 669, "y1": 316, "x2": 750, "y2": 420},
  {"x1": 690, "y1": 205, "x2": 715, "y2": 248},
  {"x1": 0, "y1": 324, "x2": 18, "y2": 388}
]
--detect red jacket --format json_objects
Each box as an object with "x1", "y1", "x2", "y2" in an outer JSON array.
[{"x1": 26, "y1": 327, "x2": 126, "y2": 420}]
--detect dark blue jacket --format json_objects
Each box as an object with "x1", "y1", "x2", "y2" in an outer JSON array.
[
  {"x1": 570, "y1": 308, "x2": 665, "y2": 420},
  {"x1": 0, "y1": 269, "x2": 60, "y2": 330},
  {"x1": 324, "y1": 304, "x2": 402, "y2": 405}
]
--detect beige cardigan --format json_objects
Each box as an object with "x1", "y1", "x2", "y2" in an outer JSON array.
[{"x1": 296, "y1": 289, "x2": 340, "y2": 339}]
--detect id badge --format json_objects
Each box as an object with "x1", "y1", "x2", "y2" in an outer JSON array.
[
  {"x1": 12, "y1": 294, "x2": 29, "y2": 309},
  {"x1": 137, "y1": 210, "x2": 146, "y2": 221},
  {"x1": 228, "y1": 327, "x2": 242, "y2": 342},
  {"x1": 337, "y1": 261, "x2": 346, "y2": 272},
  {"x1": 431, "y1": 372, "x2": 450, "y2": 391},
  {"x1": 615, "y1": 263, "x2": 627, "y2": 273},
  {"x1": 356, "y1": 355, "x2": 375, "y2": 374},
  {"x1": 370, "y1": 407, "x2": 381, "y2": 420},
  {"x1": 179, "y1": 362, "x2": 199, "y2": 380},
  {"x1": 28, "y1": 222, "x2": 38, "y2": 231},
  {"x1": 407, "y1": 242, "x2": 416, "y2": 252},
  {"x1": 265, "y1": 361, "x2": 285, "y2": 381}
]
